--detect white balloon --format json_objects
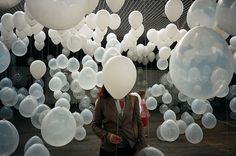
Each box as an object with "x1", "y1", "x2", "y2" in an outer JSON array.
[
  {"x1": 81, "y1": 109, "x2": 93, "y2": 125},
  {"x1": 49, "y1": 77, "x2": 62, "y2": 91},
  {"x1": 109, "y1": 14, "x2": 121, "y2": 30},
  {"x1": 96, "y1": 71, "x2": 104, "y2": 87},
  {"x1": 128, "y1": 11, "x2": 143, "y2": 29},
  {"x1": 85, "y1": 13, "x2": 96, "y2": 30},
  {"x1": 160, "y1": 120, "x2": 179, "y2": 142},
  {"x1": 201, "y1": 112, "x2": 216, "y2": 129},
  {"x1": 147, "y1": 29, "x2": 158, "y2": 44},
  {"x1": 11, "y1": 39, "x2": 27, "y2": 57},
  {"x1": 75, "y1": 127, "x2": 86, "y2": 141},
  {"x1": 185, "y1": 123, "x2": 203, "y2": 144},
  {"x1": 1, "y1": 13, "x2": 14, "y2": 32},
  {"x1": 159, "y1": 47, "x2": 171, "y2": 60},
  {"x1": 67, "y1": 57, "x2": 80, "y2": 72},
  {"x1": 165, "y1": 0, "x2": 183, "y2": 22},
  {"x1": 13, "y1": 11, "x2": 27, "y2": 31},
  {"x1": 30, "y1": 60, "x2": 46, "y2": 79},
  {"x1": 55, "y1": 98, "x2": 70, "y2": 110},
  {"x1": 19, "y1": 96, "x2": 38, "y2": 118},
  {"x1": 73, "y1": 112, "x2": 84, "y2": 127},
  {"x1": 34, "y1": 41, "x2": 45, "y2": 51},
  {"x1": 103, "y1": 56, "x2": 137, "y2": 99},
  {"x1": 26, "y1": 0, "x2": 88, "y2": 30},
  {"x1": 56, "y1": 54, "x2": 69, "y2": 69},
  {"x1": 25, "y1": 144, "x2": 50, "y2": 156},
  {"x1": 106, "y1": 0, "x2": 125, "y2": 12},
  {"x1": 164, "y1": 110, "x2": 176, "y2": 121},
  {"x1": 87, "y1": 0, "x2": 99, "y2": 14},
  {"x1": 96, "y1": 10, "x2": 111, "y2": 31},
  {"x1": 34, "y1": 31, "x2": 46, "y2": 43},
  {"x1": 67, "y1": 35, "x2": 82, "y2": 52},
  {"x1": 176, "y1": 120, "x2": 187, "y2": 134},
  {"x1": 102, "y1": 47, "x2": 121, "y2": 67},
  {"x1": 78, "y1": 67, "x2": 97, "y2": 90},
  {"x1": 0, "y1": 0, "x2": 21, "y2": 9}
]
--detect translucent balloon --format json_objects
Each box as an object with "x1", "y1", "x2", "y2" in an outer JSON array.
[
  {"x1": 29, "y1": 83, "x2": 43, "y2": 99},
  {"x1": 187, "y1": 0, "x2": 216, "y2": 29},
  {"x1": 60, "y1": 92, "x2": 71, "y2": 102},
  {"x1": 31, "y1": 104, "x2": 50, "y2": 129},
  {"x1": 137, "y1": 146, "x2": 165, "y2": 156},
  {"x1": 156, "y1": 125, "x2": 165, "y2": 141},
  {"x1": 56, "y1": 54, "x2": 69, "y2": 69},
  {"x1": 73, "y1": 112, "x2": 84, "y2": 127},
  {"x1": 128, "y1": 11, "x2": 143, "y2": 29},
  {"x1": 81, "y1": 109, "x2": 93, "y2": 125},
  {"x1": 178, "y1": 92, "x2": 188, "y2": 102},
  {"x1": 78, "y1": 67, "x2": 97, "y2": 90},
  {"x1": 25, "y1": 144, "x2": 50, "y2": 156},
  {"x1": 176, "y1": 120, "x2": 187, "y2": 134},
  {"x1": 67, "y1": 57, "x2": 80, "y2": 72},
  {"x1": 0, "y1": 120, "x2": 19, "y2": 155},
  {"x1": 1, "y1": 13, "x2": 14, "y2": 31},
  {"x1": 0, "y1": 41, "x2": 11, "y2": 73},
  {"x1": 166, "y1": 23, "x2": 179, "y2": 40},
  {"x1": 165, "y1": 0, "x2": 183, "y2": 22},
  {"x1": 71, "y1": 71, "x2": 80, "y2": 80},
  {"x1": 159, "y1": 47, "x2": 171, "y2": 60},
  {"x1": 0, "y1": 77, "x2": 12, "y2": 89},
  {"x1": 90, "y1": 87, "x2": 98, "y2": 98},
  {"x1": 30, "y1": 60, "x2": 46, "y2": 79},
  {"x1": 109, "y1": 14, "x2": 121, "y2": 30},
  {"x1": 94, "y1": 47, "x2": 105, "y2": 62},
  {"x1": 146, "y1": 97, "x2": 157, "y2": 111},
  {"x1": 75, "y1": 127, "x2": 86, "y2": 141},
  {"x1": 159, "y1": 104, "x2": 169, "y2": 114},
  {"x1": 103, "y1": 56, "x2": 137, "y2": 99},
  {"x1": 49, "y1": 77, "x2": 62, "y2": 92},
  {"x1": 181, "y1": 113, "x2": 195, "y2": 126},
  {"x1": 169, "y1": 26, "x2": 234, "y2": 99},
  {"x1": 38, "y1": 110, "x2": 50, "y2": 125},
  {"x1": 215, "y1": 0, "x2": 236, "y2": 35},
  {"x1": 185, "y1": 123, "x2": 203, "y2": 144},
  {"x1": 0, "y1": 106, "x2": 13, "y2": 120},
  {"x1": 95, "y1": 9, "x2": 111, "y2": 31},
  {"x1": 19, "y1": 95, "x2": 38, "y2": 118},
  {"x1": 13, "y1": 11, "x2": 27, "y2": 31},
  {"x1": 106, "y1": 0, "x2": 125, "y2": 12},
  {"x1": 160, "y1": 120, "x2": 179, "y2": 142},
  {"x1": 106, "y1": 33, "x2": 117, "y2": 42},
  {"x1": 201, "y1": 112, "x2": 216, "y2": 129},
  {"x1": 164, "y1": 110, "x2": 176, "y2": 121},
  {"x1": 96, "y1": 71, "x2": 103, "y2": 87},
  {"x1": 34, "y1": 31, "x2": 46, "y2": 43},
  {"x1": 230, "y1": 97, "x2": 236, "y2": 113},
  {"x1": 162, "y1": 92, "x2": 172, "y2": 104},
  {"x1": 24, "y1": 136, "x2": 44, "y2": 152},
  {"x1": 55, "y1": 98, "x2": 70, "y2": 110},
  {"x1": 157, "y1": 59, "x2": 168, "y2": 70},
  {"x1": 0, "y1": 87, "x2": 18, "y2": 107},
  {"x1": 70, "y1": 79, "x2": 81, "y2": 93},
  {"x1": 67, "y1": 35, "x2": 82, "y2": 52},
  {"x1": 82, "y1": 55, "x2": 93, "y2": 65},
  {"x1": 191, "y1": 99, "x2": 207, "y2": 115},
  {"x1": 26, "y1": 0, "x2": 87, "y2": 30},
  {"x1": 53, "y1": 90, "x2": 62, "y2": 100},
  {"x1": 102, "y1": 47, "x2": 121, "y2": 67},
  {"x1": 147, "y1": 29, "x2": 158, "y2": 44},
  {"x1": 86, "y1": 13, "x2": 96, "y2": 30},
  {"x1": 106, "y1": 39, "x2": 121, "y2": 52},
  {"x1": 41, "y1": 107, "x2": 76, "y2": 147}
]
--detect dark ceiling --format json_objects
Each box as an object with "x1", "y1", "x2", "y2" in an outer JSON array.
[{"x1": 0, "y1": 0, "x2": 195, "y2": 40}]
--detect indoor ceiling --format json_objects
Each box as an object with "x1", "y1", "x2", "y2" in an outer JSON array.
[{"x1": 0, "y1": 0, "x2": 195, "y2": 40}]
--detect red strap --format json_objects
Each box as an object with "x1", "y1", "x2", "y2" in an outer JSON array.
[{"x1": 119, "y1": 99, "x2": 125, "y2": 109}]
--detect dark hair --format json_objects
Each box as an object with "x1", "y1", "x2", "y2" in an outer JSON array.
[
  {"x1": 138, "y1": 90, "x2": 146, "y2": 99},
  {"x1": 98, "y1": 85, "x2": 112, "y2": 98}
]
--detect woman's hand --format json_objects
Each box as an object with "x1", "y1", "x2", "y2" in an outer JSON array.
[{"x1": 109, "y1": 134, "x2": 122, "y2": 144}]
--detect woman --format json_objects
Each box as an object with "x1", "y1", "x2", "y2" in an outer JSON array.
[{"x1": 92, "y1": 86, "x2": 147, "y2": 156}]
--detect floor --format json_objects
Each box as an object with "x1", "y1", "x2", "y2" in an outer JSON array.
[{"x1": 9, "y1": 109, "x2": 236, "y2": 156}]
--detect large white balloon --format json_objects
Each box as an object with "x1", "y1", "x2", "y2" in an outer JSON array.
[
  {"x1": 30, "y1": 60, "x2": 46, "y2": 80},
  {"x1": 0, "y1": 0, "x2": 21, "y2": 9},
  {"x1": 87, "y1": 0, "x2": 99, "y2": 14},
  {"x1": 25, "y1": 0, "x2": 87, "y2": 30},
  {"x1": 165, "y1": 0, "x2": 183, "y2": 22},
  {"x1": 106, "y1": 0, "x2": 125, "y2": 12},
  {"x1": 169, "y1": 26, "x2": 234, "y2": 99},
  {"x1": 103, "y1": 56, "x2": 137, "y2": 99},
  {"x1": 0, "y1": 120, "x2": 19, "y2": 156},
  {"x1": 41, "y1": 107, "x2": 76, "y2": 147}
]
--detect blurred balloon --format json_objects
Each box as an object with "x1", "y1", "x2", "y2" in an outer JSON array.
[
  {"x1": 26, "y1": 0, "x2": 87, "y2": 30},
  {"x1": 157, "y1": 59, "x2": 168, "y2": 70},
  {"x1": 0, "y1": 106, "x2": 13, "y2": 120},
  {"x1": 96, "y1": 9, "x2": 111, "y2": 31},
  {"x1": 0, "y1": 120, "x2": 19, "y2": 155},
  {"x1": 176, "y1": 120, "x2": 187, "y2": 134},
  {"x1": 159, "y1": 104, "x2": 169, "y2": 114},
  {"x1": 170, "y1": 26, "x2": 234, "y2": 99},
  {"x1": 185, "y1": 123, "x2": 203, "y2": 144},
  {"x1": 31, "y1": 104, "x2": 50, "y2": 129},
  {"x1": 12, "y1": 73, "x2": 26, "y2": 88},
  {"x1": 30, "y1": 60, "x2": 46, "y2": 79},
  {"x1": 84, "y1": 60, "x2": 98, "y2": 72},
  {"x1": 162, "y1": 92, "x2": 172, "y2": 104},
  {"x1": 191, "y1": 99, "x2": 207, "y2": 115},
  {"x1": 78, "y1": 67, "x2": 97, "y2": 90},
  {"x1": 13, "y1": 11, "x2": 27, "y2": 31},
  {"x1": 73, "y1": 112, "x2": 84, "y2": 127},
  {"x1": 0, "y1": 87, "x2": 18, "y2": 107},
  {"x1": 0, "y1": 0, "x2": 21, "y2": 9},
  {"x1": 103, "y1": 56, "x2": 137, "y2": 99},
  {"x1": 230, "y1": 97, "x2": 236, "y2": 113},
  {"x1": 102, "y1": 47, "x2": 121, "y2": 67},
  {"x1": 25, "y1": 144, "x2": 50, "y2": 156},
  {"x1": 215, "y1": 0, "x2": 236, "y2": 35},
  {"x1": 109, "y1": 14, "x2": 121, "y2": 30},
  {"x1": 0, "y1": 41, "x2": 11, "y2": 73},
  {"x1": 165, "y1": 0, "x2": 183, "y2": 22},
  {"x1": 159, "y1": 47, "x2": 171, "y2": 60},
  {"x1": 164, "y1": 110, "x2": 176, "y2": 121},
  {"x1": 75, "y1": 127, "x2": 86, "y2": 141},
  {"x1": 67, "y1": 57, "x2": 80, "y2": 72},
  {"x1": 49, "y1": 77, "x2": 62, "y2": 92},
  {"x1": 19, "y1": 95, "x2": 38, "y2": 118},
  {"x1": 106, "y1": 0, "x2": 125, "y2": 12},
  {"x1": 94, "y1": 47, "x2": 105, "y2": 62},
  {"x1": 146, "y1": 97, "x2": 158, "y2": 111},
  {"x1": 187, "y1": 0, "x2": 216, "y2": 29},
  {"x1": 41, "y1": 107, "x2": 76, "y2": 147},
  {"x1": 24, "y1": 136, "x2": 44, "y2": 152},
  {"x1": 201, "y1": 112, "x2": 216, "y2": 129},
  {"x1": 128, "y1": 11, "x2": 143, "y2": 29},
  {"x1": 67, "y1": 35, "x2": 82, "y2": 52},
  {"x1": 11, "y1": 39, "x2": 27, "y2": 57},
  {"x1": 137, "y1": 146, "x2": 165, "y2": 156},
  {"x1": 55, "y1": 98, "x2": 70, "y2": 110},
  {"x1": 29, "y1": 83, "x2": 43, "y2": 99},
  {"x1": 160, "y1": 120, "x2": 179, "y2": 142},
  {"x1": 56, "y1": 54, "x2": 69, "y2": 69},
  {"x1": 0, "y1": 77, "x2": 12, "y2": 89},
  {"x1": 81, "y1": 109, "x2": 93, "y2": 125},
  {"x1": 96, "y1": 71, "x2": 104, "y2": 87}
]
